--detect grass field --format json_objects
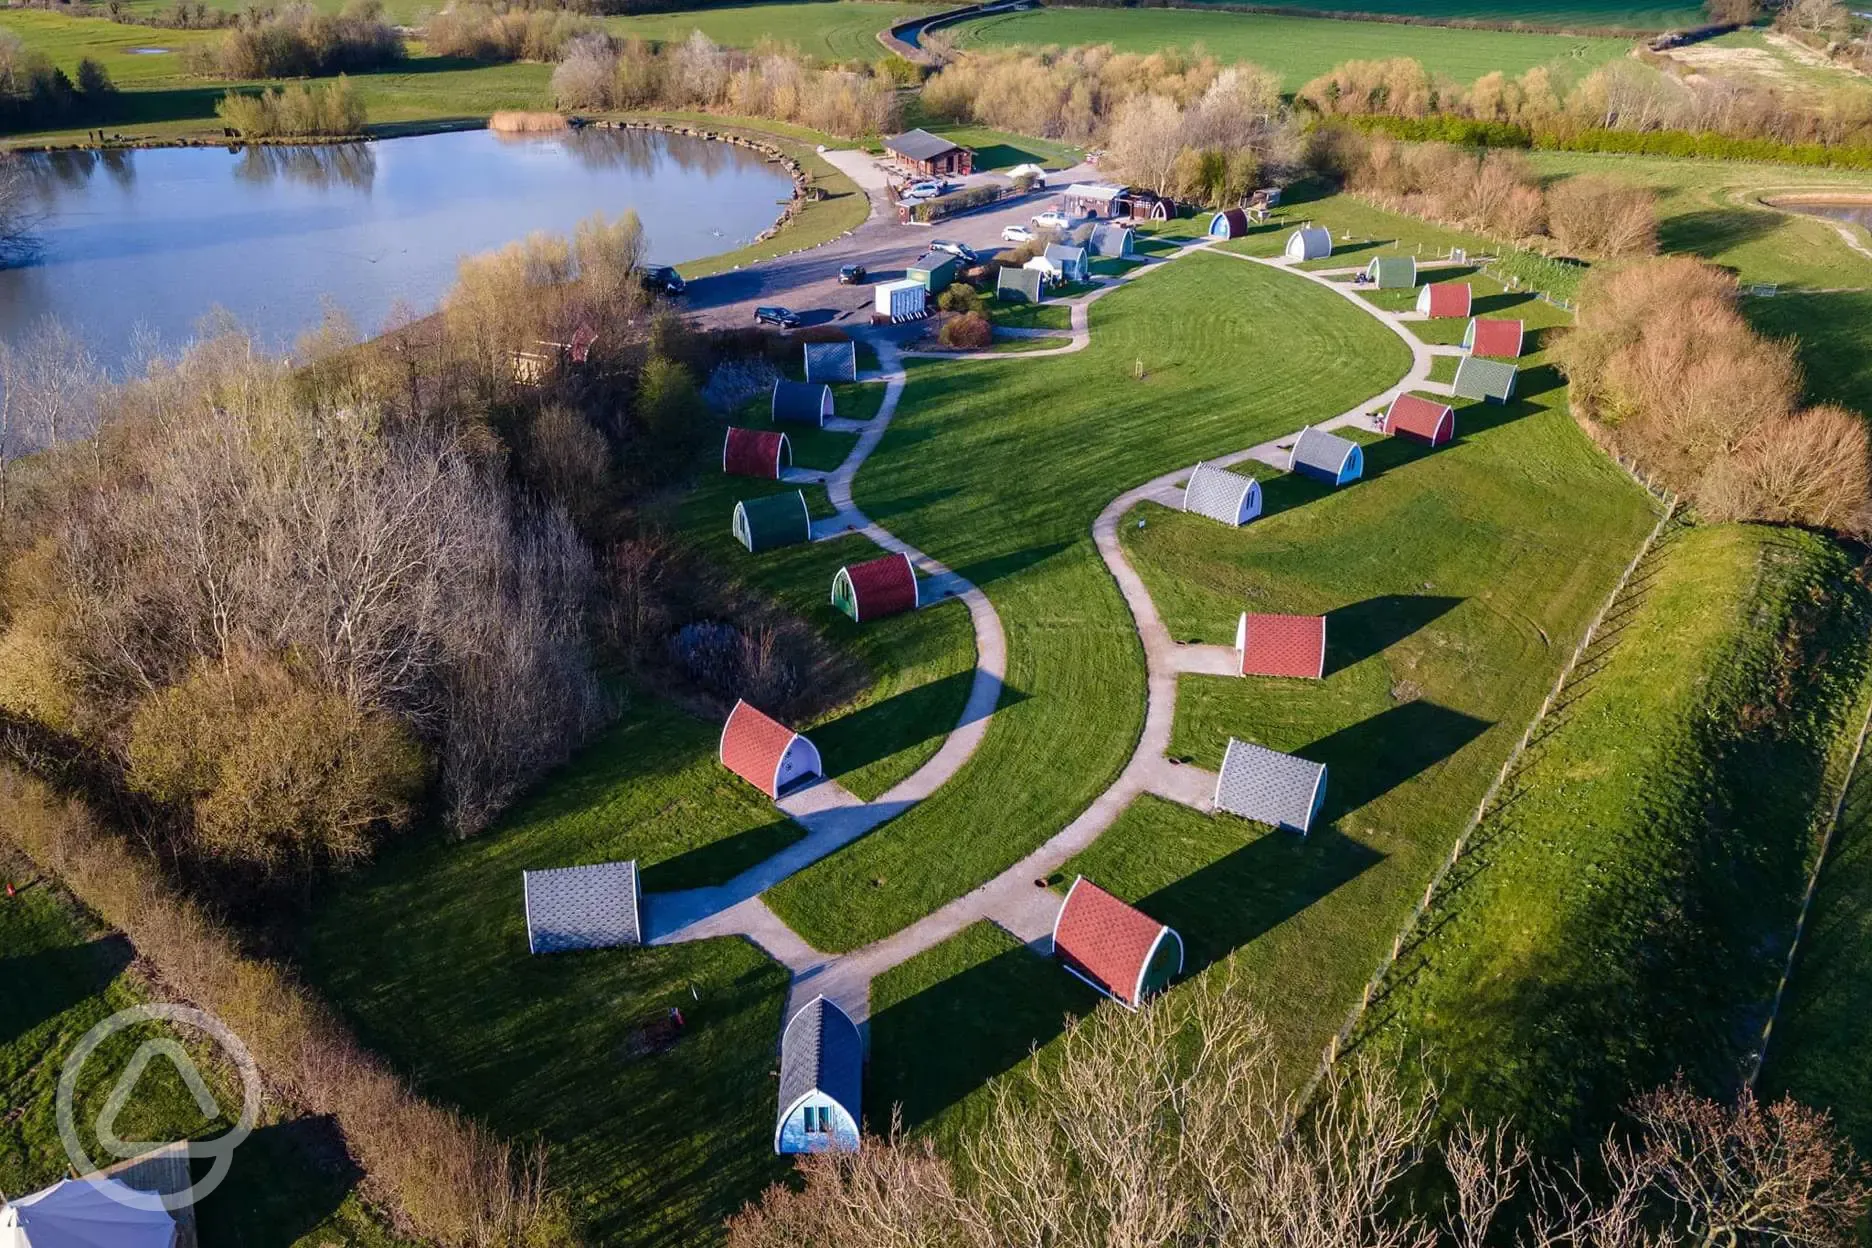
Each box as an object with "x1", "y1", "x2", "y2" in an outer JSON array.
[
  {"x1": 1145, "y1": 0, "x2": 1704, "y2": 29},
  {"x1": 607, "y1": 1, "x2": 939, "y2": 61},
  {"x1": 1, "y1": 848, "x2": 404, "y2": 1246},
  {"x1": 1364, "y1": 523, "x2": 1872, "y2": 1150},
  {"x1": 951, "y1": 6, "x2": 1637, "y2": 89},
  {"x1": 760, "y1": 251, "x2": 1414, "y2": 952}
]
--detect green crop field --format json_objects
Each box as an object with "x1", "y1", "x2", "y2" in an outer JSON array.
[
  {"x1": 950, "y1": 6, "x2": 1637, "y2": 88},
  {"x1": 1365, "y1": 523, "x2": 1872, "y2": 1149},
  {"x1": 607, "y1": 1, "x2": 939, "y2": 60},
  {"x1": 1148, "y1": 0, "x2": 1703, "y2": 30},
  {"x1": 1, "y1": 849, "x2": 404, "y2": 1246}
]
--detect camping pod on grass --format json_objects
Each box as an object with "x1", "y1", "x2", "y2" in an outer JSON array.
[
  {"x1": 732, "y1": 491, "x2": 811, "y2": 553},
  {"x1": 1208, "y1": 207, "x2": 1250, "y2": 239},
  {"x1": 720, "y1": 699, "x2": 822, "y2": 798},
  {"x1": 1416, "y1": 282, "x2": 1472, "y2": 318},
  {"x1": 1182, "y1": 461, "x2": 1262, "y2": 527},
  {"x1": 775, "y1": 995, "x2": 862, "y2": 1154},
  {"x1": 1288, "y1": 426, "x2": 1363, "y2": 487},
  {"x1": 1214, "y1": 738, "x2": 1327, "y2": 834},
  {"x1": 803, "y1": 340, "x2": 858, "y2": 384},
  {"x1": 1464, "y1": 318, "x2": 1524, "y2": 358},
  {"x1": 1051, "y1": 876, "x2": 1184, "y2": 1009},
  {"x1": 1366, "y1": 255, "x2": 1416, "y2": 289},
  {"x1": 723, "y1": 427, "x2": 792, "y2": 479},
  {"x1": 831, "y1": 552, "x2": 918, "y2": 623},
  {"x1": 1453, "y1": 356, "x2": 1518, "y2": 404},
  {"x1": 522, "y1": 861, "x2": 642, "y2": 954},
  {"x1": 1382, "y1": 394, "x2": 1455, "y2": 447},
  {"x1": 772, "y1": 380, "x2": 833, "y2": 427},
  {"x1": 1235, "y1": 613, "x2": 1326, "y2": 679},
  {"x1": 1285, "y1": 227, "x2": 1331, "y2": 261}
]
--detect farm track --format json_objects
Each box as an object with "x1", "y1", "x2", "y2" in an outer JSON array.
[{"x1": 646, "y1": 222, "x2": 1469, "y2": 1038}]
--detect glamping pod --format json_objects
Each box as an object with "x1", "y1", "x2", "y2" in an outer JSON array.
[
  {"x1": 1214, "y1": 738, "x2": 1327, "y2": 834},
  {"x1": 803, "y1": 340, "x2": 858, "y2": 384},
  {"x1": 522, "y1": 861, "x2": 642, "y2": 954},
  {"x1": 1208, "y1": 207, "x2": 1250, "y2": 239},
  {"x1": 772, "y1": 380, "x2": 833, "y2": 428},
  {"x1": 775, "y1": 996, "x2": 863, "y2": 1154},
  {"x1": 1051, "y1": 876, "x2": 1184, "y2": 1009},
  {"x1": 723, "y1": 427, "x2": 792, "y2": 479},
  {"x1": 1464, "y1": 317, "x2": 1525, "y2": 358},
  {"x1": 1181, "y1": 461, "x2": 1263, "y2": 527},
  {"x1": 1288, "y1": 426, "x2": 1364, "y2": 487},
  {"x1": 997, "y1": 266, "x2": 1044, "y2": 303},
  {"x1": 1453, "y1": 357, "x2": 1518, "y2": 404},
  {"x1": 1089, "y1": 223, "x2": 1134, "y2": 258},
  {"x1": 1366, "y1": 255, "x2": 1416, "y2": 289},
  {"x1": 1382, "y1": 395, "x2": 1456, "y2": 447},
  {"x1": 1416, "y1": 282, "x2": 1472, "y2": 318},
  {"x1": 1039, "y1": 243, "x2": 1090, "y2": 284},
  {"x1": 1235, "y1": 613, "x2": 1327, "y2": 679},
  {"x1": 720, "y1": 699, "x2": 822, "y2": 798},
  {"x1": 1285, "y1": 227, "x2": 1332, "y2": 261},
  {"x1": 832, "y1": 552, "x2": 919, "y2": 623},
  {"x1": 0, "y1": 1177, "x2": 179, "y2": 1248},
  {"x1": 732, "y1": 491, "x2": 811, "y2": 553}
]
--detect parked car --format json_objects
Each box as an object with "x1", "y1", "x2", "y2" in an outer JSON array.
[
  {"x1": 838, "y1": 264, "x2": 867, "y2": 285},
  {"x1": 641, "y1": 264, "x2": 686, "y2": 295},
  {"x1": 1031, "y1": 209, "x2": 1073, "y2": 231},
  {"x1": 1001, "y1": 224, "x2": 1036, "y2": 244},
  {"x1": 928, "y1": 239, "x2": 977, "y2": 263},
  {"x1": 907, "y1": 180, "x2": 946, "y2": 200},
  {"x1": 754, "y1": 306, "x2": 802, "y2": 328}
]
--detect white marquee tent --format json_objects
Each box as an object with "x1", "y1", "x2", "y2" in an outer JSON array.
[{"x1": 1, "y1": 1178, "x2": 176, "y2": 1248}]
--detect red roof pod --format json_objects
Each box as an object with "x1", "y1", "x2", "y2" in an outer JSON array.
[
  {"x1": 1235, "y1": 613, "x2": 1327, "y2": 679},
  {"x1": 720, "y1": 700, "x2": 823, "y2": 798},
  {"x1": 832, "y1": 552, "x2": 918, "y2": 623},
  {"x1": 1417, "y1": 282, "x2": 1472, "y2": 318},
  {"x1": 1466, "y1": 318, "x2": 1525, "y2": 358},
  {"x1": 724, "y1": 427, "x2": 792, "y2": 479},
  {"x1": 1382, "y1": 395, "x2": 1456, "y2": 448},
  {"x1": 1051, "y1": 877, "x2": 1184, "y2": 1009}
]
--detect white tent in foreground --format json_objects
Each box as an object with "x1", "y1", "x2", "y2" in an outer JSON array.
[{"x1": 1, "y1": 1177, "x2": 176, "y2": 1248}]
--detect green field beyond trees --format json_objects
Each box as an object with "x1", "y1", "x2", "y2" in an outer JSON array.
[
  {"x1": 953, "y1": 6, "x2": 1637, "y2": 88},
  {"x1": 1148, "y1": 0, "x2": 1704, "y2": 28}
]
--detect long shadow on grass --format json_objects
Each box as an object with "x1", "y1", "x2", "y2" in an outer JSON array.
[
  {"x1": 1326, "y1": 595, "x2": 1464, "y2": 676},
  {"x1": 1472, "y1": 289, "x2": 1538, "y2": 317},
  {"x1": 951, "y1": 541, "x2": 1072, "y2": 591},
  {"x1": 1139, "y1": 825, "x2": 1383, "y2": 977},
  {"x1": 1301, "y1": 701, "x2": 1493, "y2": 820},
  {"x1": 1658, "y1": 208, "x2": 1785, "y2": 261},
  {"x1": 193, "y1": 1114, "x2": 362, "y2": 1248},
  {"x1": 814, "y1": 671, "x2": 1026, "y2": 776},
  {"x1": 0, "y1": 935, "x2": 134, "y2": 1048},
  {"x1": 642, "y1": 818, "x2": 805, "y2": 893},
  {"x1": 1359, "y1": 429, "x2": 1441, "y2": 482},
  {"x1": 868, "y1": 943, "x2": 1100, "y2": 1131}
]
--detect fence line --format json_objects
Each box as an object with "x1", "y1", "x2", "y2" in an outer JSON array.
[
  {"x1": 1303, "y1": 480, "x2": 1677, "y2": 1100},
  {"x1": 1746, "y1": 668, "x2": 1872, "y2": 1088}
]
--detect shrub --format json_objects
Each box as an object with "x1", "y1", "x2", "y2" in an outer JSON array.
[
  {"x1": 1546, "y1": 175, "x2": 1658, "y2": 259},
  {"x1": 216, "y1": 77, "x2": 367, "y2": 138},
  {"x1": 430, "y1": 4, "x2": 598, "y2": 64},
  {"x1": 937, "y1": 282, "x2": 984, "y2": 315},
  {"x1": 194, "y1": 0, "x2": 404, "y2": 79},
  {"x1": 938, "y1": 311, "x2": 991, "y2": 350}
]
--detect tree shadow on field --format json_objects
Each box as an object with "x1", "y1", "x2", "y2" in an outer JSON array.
[
  {"x1": 0, "y1": 935, "x2": 134, "y2": 1048},
  {"x1": 1301, "y1": 701, "x2": 1492, "y2": 819},
  {"x1": 1138, "y1": 825, "x2": 1383, "y2": 977},
  {"x1": 1325, "y1": 595, "x2": 1463, "y2": 675},
  {"x1": 194, "y1": 1115, "x2": 361, "y2": 1248},
  {"x1": 1657, "y1": 207, "x2": 1785, "y2": 261},
  {"x1": 867, "y1": 943, "x2": 1098, "y2": 1131}
]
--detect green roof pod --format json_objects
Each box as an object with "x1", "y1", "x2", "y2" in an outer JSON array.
[
  {"x1": 1366, "y1": 255, "x2": 1417, "y2": 289},
  {"x1": 996, "y1": 266, "x2": 1044, "y2": 303},
  {"x1": 1452, "y1": 356, "x2": 1518, "y2": 403},
  {"x1": 733, "y1": 491, "x2": 812, "y2": 553}
]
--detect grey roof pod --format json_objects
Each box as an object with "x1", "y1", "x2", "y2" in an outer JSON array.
[
  {"x1": 1182, "y1": 461, "x2": 1262, "y2": 527},
  {"x1": 803, "y1": 340, "x2": 857, "y2": 384},
  {"x1": 775, "y1": 995, "x2": 863, "y2": 1146},
  {"x1": 522, "y1": 861, "x2": 642, "y2": 953},
  {"x1": 1213, "y1": 739, "x2": 1327, "y2": 833},
  {"x1": 772, "y1": 380, "x2": 833, "y2": 427}
]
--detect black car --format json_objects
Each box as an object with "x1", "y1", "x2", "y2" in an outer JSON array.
[
  {"x1": 642, "y1": 264, "x2": 686, "y2": 295},
  {"x1": 838, "y1": 263, "x2": 867, "y2": 285},
  {"x1": 754, "y1": 305, "x2": 802, "y2": 328}
]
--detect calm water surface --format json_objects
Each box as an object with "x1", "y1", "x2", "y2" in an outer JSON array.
[
  {"x1": 1774, "y1": 198, "x2": 1872, "y2": 232},
  {"x1": 0, "y1": 127, "x2": 793, "y2": 366}
]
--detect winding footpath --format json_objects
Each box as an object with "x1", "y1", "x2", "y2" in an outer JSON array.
[{"x1": 647, "y1": 232, "x2": 1474, "y2": 1033}]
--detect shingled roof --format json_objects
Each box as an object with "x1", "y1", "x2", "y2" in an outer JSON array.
[
  {"x1": 1453, "y1": 356, "x2": 1518, "y2": 403},
  {"x1": 1382, "y1": 394, "x2": 1455, "y2": 447},
  {"x1": 1235, "y1": 613, "x2": 1327, "y2": 679},
  {"x1": 1289, "y1": 425, "x2": 1363, "y2": 485},
  {"x1": 833, "y1": 552, "x2": 918, "y2": 623},
  {"x1": 775, "y1": 996, "x2": 862, "y2": 1150},
  {"x1": 1465, "y1": 317, "x2": 1524, "y2": 358},
  {"x1": 720, "y1": 699, "x2": 822, "y2": 797},
  {"x1": 723, "y1": 426, "x2": 791, "y2": 479},
  {"x1": 1183, "y1": 461, "x2": 1262, "y2": 527},
  {"x1": 1417, "y1": 282, "x2": 1472, "y2": 318},
  {"x1": 1051, "y1": 877, "x2": 1184, "y2": 1009},
  {"x1": 1214, "y1": 738, "x2": 1327, "y2": 834},
  {"x1": 884, "y1": 128, "x2": 966, "y2": 163},
  {"x1": 804, "y1": 340, "x2": 858, "y2": 384},
  {"x1": 522, "y1": 861, "x2": 642, "y2": 954}
]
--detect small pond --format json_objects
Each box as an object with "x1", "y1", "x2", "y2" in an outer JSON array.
[
  {"x1": 0, "y1": 126, "x2": 795, "y2": 367},
  {"x1": 1770, "y1": 197, "x2": 1872, "y2": 233}
]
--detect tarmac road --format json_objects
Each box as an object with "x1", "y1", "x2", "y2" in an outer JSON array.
[{"x1": 679, "y1": 148, "x2": 1102, "y2": 332}]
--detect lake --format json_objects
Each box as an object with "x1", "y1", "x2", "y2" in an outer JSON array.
[
  {"x1": 1771, "y1": 197, "x2": 1872, "y2": 233},
  {"x1": 0, "y1": 127, "x2": 794, "y2": 367}
]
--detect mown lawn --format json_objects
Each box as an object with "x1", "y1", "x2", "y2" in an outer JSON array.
[
  {"x1": 1156, "y1": 0, "x2": 1703, "y2": 28},
  {"x1": 606, "y1": 1, "x2": 937, "y2": 60},
  {"x1": 952, "y1": 6, "x2": 1638, "y2": 88},
  {"x1": 1366, "y1": 523, "x2": 1872, "y2": 1150},
  {"x1": 1, "y1": 849, "x2": 406, "y2": 1247},
  {"x1": 764, "y1": 250, "x2": 1414, "y2": 952},
  {"x1": 985, "y1": 297, "x2": 1073, "y2": 332},
  {"x1": 1746, "y1": 289, "x2": 1872, "y2": 414}
]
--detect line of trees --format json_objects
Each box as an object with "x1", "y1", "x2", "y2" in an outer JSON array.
[
  {"x1": 549, "y1": 31, "x2": 897, "y2": 138},
  {"x1": 0, "y1": 32, "x2": 116, "y2": 135},
  {"x1": 215, "y1": 76, "x2": 367, "y2": 137},
  {"x1": 188, "y1": 0, "x2": 404, "y2": 79},
  {"x1": 1556, "y1": 256, "x2": 1872, "y2": 534},
  {"x1": 728, "y1": 976, "x2": 1871, "y2": 1247}
]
